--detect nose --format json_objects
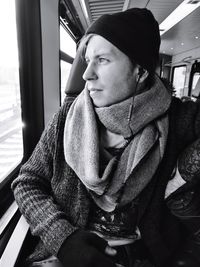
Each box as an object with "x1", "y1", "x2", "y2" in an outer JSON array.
[{"x1": 82, "y1": 62, "x2": 98, "y2": 81}]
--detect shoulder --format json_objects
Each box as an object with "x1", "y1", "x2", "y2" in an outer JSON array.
[
  {"x1": 170, "y1": 97, "x2": 200, "y2": 115},
  {"x1": 58, "y1": 96, "x2": 76, "y2": 118},
  {"x1": 41, "y1": 96, "x2": 76, "y2": 144},
  {"x1": 171, "y1": 96, "x2": 200, "y2": 113},
  {"x1": 168, "y1": 97, "x2": 200, "y2": 139},
  {"x1": 51, "y1": 96, "x2": 76, "y2": 128}
]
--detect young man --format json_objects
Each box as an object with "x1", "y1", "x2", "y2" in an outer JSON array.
[{"x1": 12, "y1": 8, "x2": 200, "y2": 267}]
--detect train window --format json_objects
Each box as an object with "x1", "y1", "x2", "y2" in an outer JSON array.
[
  {"x1": 60, "y1": 24, "x2": 76, "y2": 103},
  {"x1": 60, "y1": 60, "x2": 73, "y2": 103},
  {"x1": 188, "y1": 61, "x2": 200, "y2": 99},
  {"x1": 191, "y1": 72, "x2": 200, "y2": 99},
  {"x1": 60, "y1": 25, "x2": 76, "y2": 57},
  {"x1": 192, "y1": 72, "x2": 200, "y2": 90},
  {"x1": 0, "y1": 1, "x2": 23, "y2": 183},
  {"x1": 172, "y1": 65, "x2": 186, "y2": 98}
]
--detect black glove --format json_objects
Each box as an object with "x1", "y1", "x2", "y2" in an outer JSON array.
[
  {"x1": 178, "y1": 138, "x2": 200, "y2": 183},
  {"x1": 57, "y1": 230, "x2": 116, "y2": 267}
]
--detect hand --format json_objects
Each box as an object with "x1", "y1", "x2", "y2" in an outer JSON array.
[
  {"x1": 57, "y1": 230, "x2": 117, "y2": 267},
  {"x1": 178, "y1": 138, "x2": 200, "y2": 182}
]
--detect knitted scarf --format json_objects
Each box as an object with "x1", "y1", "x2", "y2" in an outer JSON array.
[{"x1": 64, "y1": 76, "x2": 171, "y2": 212}]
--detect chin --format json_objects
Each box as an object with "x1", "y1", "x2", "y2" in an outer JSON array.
[
  {"x1": 92, "y1": 97, "x2": 115, "y2": 108},
  {"x1": 91, "y1": 97, "x2": 103, "y2": 107}
]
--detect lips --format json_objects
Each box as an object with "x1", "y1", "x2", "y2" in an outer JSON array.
[
  {"x1": 88, "y1": 87, "x2": 102, "y2": 92},
  {"x1": 87, "y1": 87, "x2": 103, "y2": 97}
]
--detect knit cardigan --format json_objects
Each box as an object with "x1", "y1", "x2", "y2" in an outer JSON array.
[{"x1": 11, "y1": 96, "x2": 200, "y2": 266}]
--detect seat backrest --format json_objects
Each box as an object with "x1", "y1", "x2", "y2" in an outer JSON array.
[{"x1": 65, "y1": 48, "x2": 87, "y2": 96}]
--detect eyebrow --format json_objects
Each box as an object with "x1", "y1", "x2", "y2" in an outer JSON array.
[{"x1": 85, "y1": 51, "x2": 115, "y2": 60}]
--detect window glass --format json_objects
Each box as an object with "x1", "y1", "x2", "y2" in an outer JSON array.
[
  {"x1": 172, "y1": 66, "x2": 186, "y2": 98},
  {"x1": 192, "y1": 72, "x2": 200, "y2": 90},
  {"x1": 60, "y1": 60, "x2": 72, "y2": 103},
  {"x1": 191, "y1": 72, "x2": 200, "y2": 98},
  {"x1": 0, "y1": 1, "x2": 23, "y2": 183},
  {"x1": 60, "y1": 24, "x2": 76, "y2": 103},
  {"x1": 60, "y1": 25, "x2": 76, "y2": 58}
]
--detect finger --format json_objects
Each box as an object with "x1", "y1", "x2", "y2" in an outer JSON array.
[{"x1": 105, "y1": 245, "x2": 117, "y2": 256}]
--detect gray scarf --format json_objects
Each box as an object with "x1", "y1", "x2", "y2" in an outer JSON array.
[{"x1": 64, "y1": 76, "x2": 171, "y2": 211}]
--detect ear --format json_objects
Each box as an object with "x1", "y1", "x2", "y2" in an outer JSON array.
[{"x1": 137, "y1": 67, "x2": 149, "y2": 83}]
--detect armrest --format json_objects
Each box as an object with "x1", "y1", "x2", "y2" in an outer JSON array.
[{"x1": 0, "y1": 215, "x2": 29, "y2": 267}]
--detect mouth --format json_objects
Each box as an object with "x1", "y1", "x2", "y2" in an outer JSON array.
[
  {"x1": 87, "y1": 87, "x2": 103, "y2": 96},
  {"x1": 88, "y1": 87, "x2": 102, "y2": 92}
]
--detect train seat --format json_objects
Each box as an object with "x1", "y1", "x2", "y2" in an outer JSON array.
[{"x1": 64, "y1": 48, "x2": 86, "y2": 97}]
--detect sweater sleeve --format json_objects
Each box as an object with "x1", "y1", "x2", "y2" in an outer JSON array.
[{"x1": 11, "y1": 102, "x2": 78, "y2": 256}]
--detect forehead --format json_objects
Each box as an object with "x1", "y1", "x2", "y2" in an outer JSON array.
[{"x1": 85, "y1": 35, "x2": 121, "y2": 58}]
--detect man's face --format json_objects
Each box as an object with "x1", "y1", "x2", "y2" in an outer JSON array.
[{"x1": 83, "y1": 35, "x2": 138, "y2": 107}]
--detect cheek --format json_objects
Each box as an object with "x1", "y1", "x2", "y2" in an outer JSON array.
[
  {"x1": 111, "y1": 70, "x2": 135, "y2": 93},
  {"x1": 103, "y1": 67, "x2": 127, "y2": 86},
  {"x1": 100, "y1": 65, "x2": 135, "y2": 96},
  {"x1": 104, "y1": 77, "x2": 124, "y2": 98}
]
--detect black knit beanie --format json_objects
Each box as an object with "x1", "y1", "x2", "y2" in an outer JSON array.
[{"x1": 86, "y1": 8, "x2": 160, "y2": 74}]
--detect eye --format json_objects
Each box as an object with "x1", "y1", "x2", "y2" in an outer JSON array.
[{"x1": 98, "y1": 57, "x2": 109, "y2": 64}]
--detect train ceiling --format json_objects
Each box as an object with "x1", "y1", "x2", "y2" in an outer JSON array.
[{"x1": 70, "y1": 0, "x2": 200, "y2": 57}]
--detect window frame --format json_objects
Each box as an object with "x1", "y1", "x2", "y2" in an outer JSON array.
[
  {"x1": 188, "y1": 60, "x2": 200, "y2": 97},
  {"x1": 171, "y1": 64, "x2": 187, "y2": 98}
]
